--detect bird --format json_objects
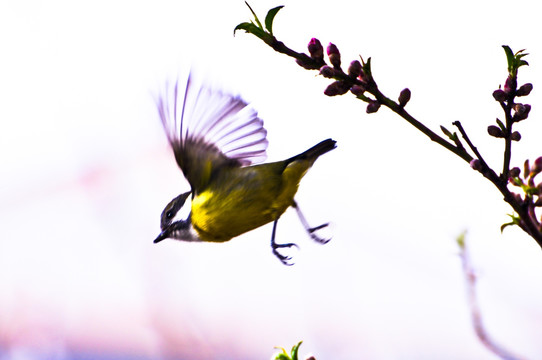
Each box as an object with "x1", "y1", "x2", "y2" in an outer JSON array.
[{"x1": 153, "y1": 74, "x2": 336, "y2": 265}]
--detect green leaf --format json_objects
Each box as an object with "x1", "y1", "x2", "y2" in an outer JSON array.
[
  {"x1": 440, "y1": 125, "x2": 459, "y2": 142},
  {"x1": 510, "y1": 177, "x2": 522, "y2": 186},
  {"x1": 290, "y1": 341, "x2": 302, "y2": 360},
  {"x1": 496, "y1": 118, "x2": 506, "y2": 131},
  {"x1": 518, "y1": 59, "x2": 529, "y2": 68},
  {"x1": 502, "y1": 46, "x2": 514, "y2": 60},
  {"x1": 502, "y1": 45, "x2": 530, "y2": 75},
  {"x1": 440, "y1": 125, "x2": 453, "y2": 139},
  {"x1": 234, "y1": 21, "x2": 255, "y2": 34},
  {"x1": 274, "y1": 354, "x2": 291, "y2": 360},
  {"x1": 273, "y1": 346, "x2": 290, "y2": 360},
  {"x1": 361, "y1": 57, "x2": 372, "y2": 78},
  {"x1": 515, "y1": 50, "x2": 529, "y2": 69},
  {"x1": 245, "y1": 2, "x2": 263, "y2": 30},
  {"x1": 500, "y1": 221, "x2": 517, "y2": 233},
  {"x1": 234, "y1": 21, "x2": 267, "y2": 39},
  {"x1": 502, "y1": 45, "x2": 515, "y2": 74},
  {"x1": 501, "y1": 214, "x2": 520, "y2": 233},
  {"x1": 264, "y1": 5, "x2": 284, "y2": 35}
]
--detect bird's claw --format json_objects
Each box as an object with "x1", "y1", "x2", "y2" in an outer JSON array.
[
  {"x1": 308, "y1": 223, "x2": 331, "y2": 244},
  {"x1": 272, "y1": 242, "x2": 299, "y2": 266}
]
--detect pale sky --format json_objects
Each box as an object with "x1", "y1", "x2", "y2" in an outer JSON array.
[{"x1": 1, "y1": 0, "x2": 542, "y2": 359}]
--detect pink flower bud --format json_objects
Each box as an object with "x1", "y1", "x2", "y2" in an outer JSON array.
[
  {"x1": 326, "y1": 42, "x2": 339, "y2": 56},
  {"x1": 492, "y1": 89, "x2": 506, "y2": 102},
  {"x1": 308, "y1": 38, "x2": 324, "y2": 60},
  {"x1": 524, "y1": 159, "x2": 531, "y2": 178},
  {"x1": 398, "y1": 88, "x2": 411, "y2": 107},
  {"x1": 517, "y1": 83, "x2": 533, "y2": 97},
  {"x1": 504, "y1": 76, "x2": 517, "y2": 94},
  {"x1": 513, "y1": 103, "x2": 531, "y2": 121},
  {"x1": 487, "y1": 125, "x2": 504, "y2": 138},
  {"x1": 509, "y1": 167, "x2": 521, "y2": 178},
  {"x1": 324, "y1": 81, "x2": 349, "y2": 96},
  {"x1": 470, "y1": 159, "x2": 482, "y2": 171},
  {"x1": 350, "y1": 84, "x2": 366, "y2": 96},
  {"x1": 514, "y1": 103, "x2": 526, "y2": 113},
  {"x1": 511, "y1": 131, "x2": 521, "y2": 141},
  {"x1": 319, "y1": 65, "x2": 335, "y2": 78},
  {"x1": 366, "y1": 100, "x2": 380, "y2": 113},
  {"x1": 329, "y1": 54, "x2": 341, "y2": 68},
  {"x1": 327, "y1": 43, "x2": 341, "y2": 67},
  {"x1": 347, "y1": 60, "x2": 362, "y2": 77},
  {"x1": 533, "y1": 157, "x2": 542, "y2": 173}
]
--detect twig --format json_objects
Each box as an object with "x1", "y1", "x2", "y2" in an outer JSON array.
[
  {"x1": 453, "y1": 121, "x2": 491, "y2": 171},
  {"x1": 458, "y1": 235, "x2": 526, "y2": 360}
]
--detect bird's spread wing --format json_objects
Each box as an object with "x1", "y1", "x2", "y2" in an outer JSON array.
[{"x1": 156, "y1": 74, "x2": 268, "y2": 193}]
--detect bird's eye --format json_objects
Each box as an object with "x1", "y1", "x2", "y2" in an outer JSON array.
[{"x1": 166, "y1": 211, "x2": 173, "y2": 219}]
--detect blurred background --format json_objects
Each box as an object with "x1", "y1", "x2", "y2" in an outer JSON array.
[{"x1": 1, "y1": 0, "x2": 542, "y2": 359}]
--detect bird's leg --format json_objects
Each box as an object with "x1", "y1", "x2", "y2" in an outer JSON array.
[
  {"x1": 292, "y1": 201, "x2": 331, "y2": 244},
  {"x1": 270, "y1": 218, "x2": 298, "y2": 266}
]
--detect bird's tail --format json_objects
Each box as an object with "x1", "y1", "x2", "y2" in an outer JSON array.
[{"x1": 288, "y1": 138, "x2": 337, "y2": 163}]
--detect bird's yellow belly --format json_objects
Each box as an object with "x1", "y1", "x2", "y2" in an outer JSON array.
[
  {"x1": 190, "y1": 189, "x2": 280, "y2": 242},
  {"x1": 190, "y1": 162, "x2": 307, "y2": 242}
]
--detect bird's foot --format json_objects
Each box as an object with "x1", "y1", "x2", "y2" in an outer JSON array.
[
  {"x1": 272, "y1": 242, "x2": 299, "y2": 266},
  {"x1": 308, "y1": 222, "x2": 331, "y2": 244}
]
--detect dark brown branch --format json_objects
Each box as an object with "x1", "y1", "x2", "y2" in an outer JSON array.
[
  {"x1": 237, "y1": 15, "x2": 542, "y2": 249},
  {"x1": 372, "y1": 90, "x2": 473, "y2": 163}
]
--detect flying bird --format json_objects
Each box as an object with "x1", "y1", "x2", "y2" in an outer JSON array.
[{"x1": 154, "y1": 75, "x2": 336, "y2": 265}]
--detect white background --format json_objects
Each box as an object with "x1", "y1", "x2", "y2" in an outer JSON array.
[{"x1": 1, "y1": 0, "x2": 541, "y2": 359}]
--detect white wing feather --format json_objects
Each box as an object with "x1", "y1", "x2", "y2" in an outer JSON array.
[{"x1": 158, "y1": 74, "x2": 268, "y2": 166}]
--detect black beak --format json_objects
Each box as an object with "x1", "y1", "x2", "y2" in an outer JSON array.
[{"x1": 153, "y1": 230, "x2": 169, "y2": 243}]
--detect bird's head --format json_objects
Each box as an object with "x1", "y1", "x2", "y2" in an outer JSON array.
[
  {"x1": 159, "y1": 191, "x2": 191, "y2": 231},
  {"x1": 154, "y1": 191, "x2": 199, "y2": 244}
]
